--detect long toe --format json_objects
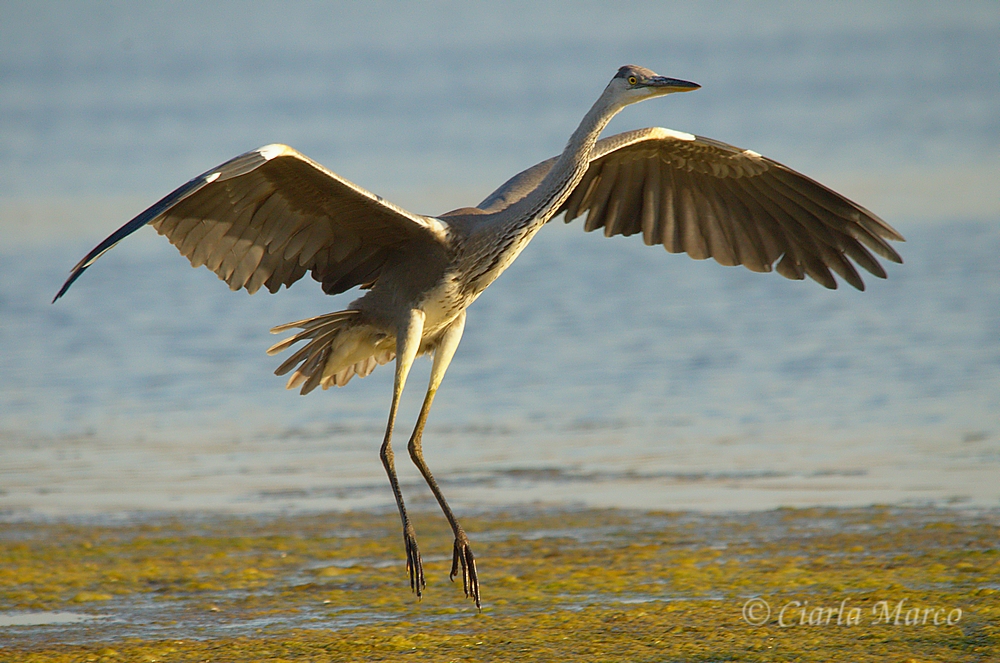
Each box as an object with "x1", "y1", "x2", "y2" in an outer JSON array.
[
  {"x1": 449, "y1": 532, "x2": 480, "y2": 609},
  {"x1": 403, "y1": 523, "x2": 425, "y2": 597}
]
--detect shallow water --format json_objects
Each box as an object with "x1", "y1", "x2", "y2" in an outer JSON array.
[
  {"x1": 0, "y1": 612, "x2": 96, "y2": 627},
  {"x1": 1, "y1": 2, "x2": 998, "y2": 516}
]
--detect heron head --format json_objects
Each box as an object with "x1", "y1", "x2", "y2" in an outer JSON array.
[{"x1": 607, "y1": 65, "x2": 700, "y2": 105}]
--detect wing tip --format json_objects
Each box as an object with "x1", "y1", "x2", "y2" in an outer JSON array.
[{"x1": 52, "y1": 274, "x2": 77, "y2": 303}]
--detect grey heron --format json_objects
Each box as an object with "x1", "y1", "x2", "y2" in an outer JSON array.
[{"x1": 54, "y1": 65, "x2": 903, "y2": 609}]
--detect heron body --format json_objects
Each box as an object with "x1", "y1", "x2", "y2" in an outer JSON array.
[{"x1": 55, "y1": 66, "x2": 903, "y2": 609}]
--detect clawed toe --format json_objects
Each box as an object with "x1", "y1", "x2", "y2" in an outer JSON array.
[
  {"x1": 403, "y1": 523, "x2": 425, "y2": 597},
  {"x1": 449, "y1": 530, "x2": 480, "y2": 609}
]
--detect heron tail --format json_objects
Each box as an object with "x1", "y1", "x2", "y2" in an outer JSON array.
[{"x1": 267, "y1": 310, "x2": 395, "y2": 394}]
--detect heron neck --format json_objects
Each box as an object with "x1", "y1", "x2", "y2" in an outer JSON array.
[
  {"x1": 459, "y1": 87, "x2": 625, "y2": 294},
  {"x1": 512, "y1": 88, "x2": 623, "y2": 228}
]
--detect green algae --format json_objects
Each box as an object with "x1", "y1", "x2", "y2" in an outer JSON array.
[{"x1": 1, "y1": 507, "x2": 996, "y2": 661}]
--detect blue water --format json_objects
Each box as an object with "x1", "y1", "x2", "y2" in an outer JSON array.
[{"x1": 1, "y1": 2, "x2": 998, "y2": 515}]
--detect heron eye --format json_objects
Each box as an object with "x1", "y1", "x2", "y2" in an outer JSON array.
[{"x1": 627, "y1": 76, "x2": 638, "y2": 86}]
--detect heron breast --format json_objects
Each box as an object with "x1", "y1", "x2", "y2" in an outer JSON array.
[{"x1": 419, "y1": 275, "x2": 474, "y2": 334}]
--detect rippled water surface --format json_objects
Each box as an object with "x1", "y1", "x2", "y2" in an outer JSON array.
[{"x1": 1, "y1": 1, "x2": 998, "y2": 515}]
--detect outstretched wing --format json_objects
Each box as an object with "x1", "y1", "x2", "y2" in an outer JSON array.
[
  {"x1": 54, "y1": 144, "x2": 448, "y2": 301},
  {"x1": 480, "y1": 128, "x2": 903, "y2": 290}
]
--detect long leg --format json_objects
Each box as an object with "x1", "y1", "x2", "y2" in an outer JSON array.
[
  {"x1": 380, "y1": 309, "x2": 426, "y2": 598},
  {"x1": 404, "y1": 312, "x2": 481, "y2": 608}
]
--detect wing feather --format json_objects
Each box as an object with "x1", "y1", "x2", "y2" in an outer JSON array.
[
  {"x1": 584, "y1": 160, "x2": 621, "y2": 232},
  {"x1": 174, "y1": 219, "x2": 211, "y2": 260},
  {"x1": 220, "y1": 204, "x2": 267, "y2": 281},
  {"x1": 603, "y1": 157, "x2": 639, "y2": 237},
  {"x1": 55, "y1": 144, "x2": 448, "y2": 301},
  {"x1": 715, "y1": 176, "x2": 786, "y2": 266},
  {"x1": 230, "y1": 243, "x2": 267, "y2": 292},
  {"x1": 192, "y1": 221, "x2": 233, "y2": 269},
  {"x1": 675, "y1": 170, "x2": 710, "y2": 260},
  {"x1": 522, "y1": 127, "x2": 906, "y2": 290},
  {"x1": 699, "y1": 180, "x2": 740, "y2": 267},
  {"x1": 640, "y1": 155, "x2": 662, "y2": 246},
  {"x1": 659, "y1": 164, "x2": 681, "y2": 253},
  {"x1": 738, "y1": 175, "x2": 832, "y2": 284},
  {"x1": 706, "y1": 180, "x2": 764, "y2": 271}
]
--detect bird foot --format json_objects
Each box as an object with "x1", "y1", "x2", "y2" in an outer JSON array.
[
  {"x1": 449, "y1": 530, "x2": 480, "y2": 609},
  {"x1": 403, "y1": 521, "x2": 425, "y2": 597}
]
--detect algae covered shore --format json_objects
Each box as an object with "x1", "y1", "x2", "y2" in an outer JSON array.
[{"x1": 1, "y1": 506, "x2": 997, "y2": 661}]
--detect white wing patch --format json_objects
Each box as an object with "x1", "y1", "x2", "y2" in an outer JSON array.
[
  {"x1": 421, "y1": 215, "x2": 450, "y2": 241},
  {"x1": 651, "y1": 127, "x2": 696, "y2": 142},
  {"x1": 257, "y1": 143, "x2": 295, "y2": 160}
]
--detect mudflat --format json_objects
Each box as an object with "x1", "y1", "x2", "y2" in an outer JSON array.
[{"x1": 1, "y1": 506, "x2": 996, "y2": 662}]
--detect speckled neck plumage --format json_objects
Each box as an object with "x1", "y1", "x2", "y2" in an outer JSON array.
[{"x1": 461, "y1": 86, "x2": 623, "y2": 291}]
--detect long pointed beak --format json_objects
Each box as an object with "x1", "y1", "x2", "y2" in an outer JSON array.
[{"x1": 649, "y1": 76, "x2": 700, "y2": 93}]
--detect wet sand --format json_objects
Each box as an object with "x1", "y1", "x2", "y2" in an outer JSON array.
[{"x1": 1, "y1": 506, "x2": 996, "y2": 661}]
